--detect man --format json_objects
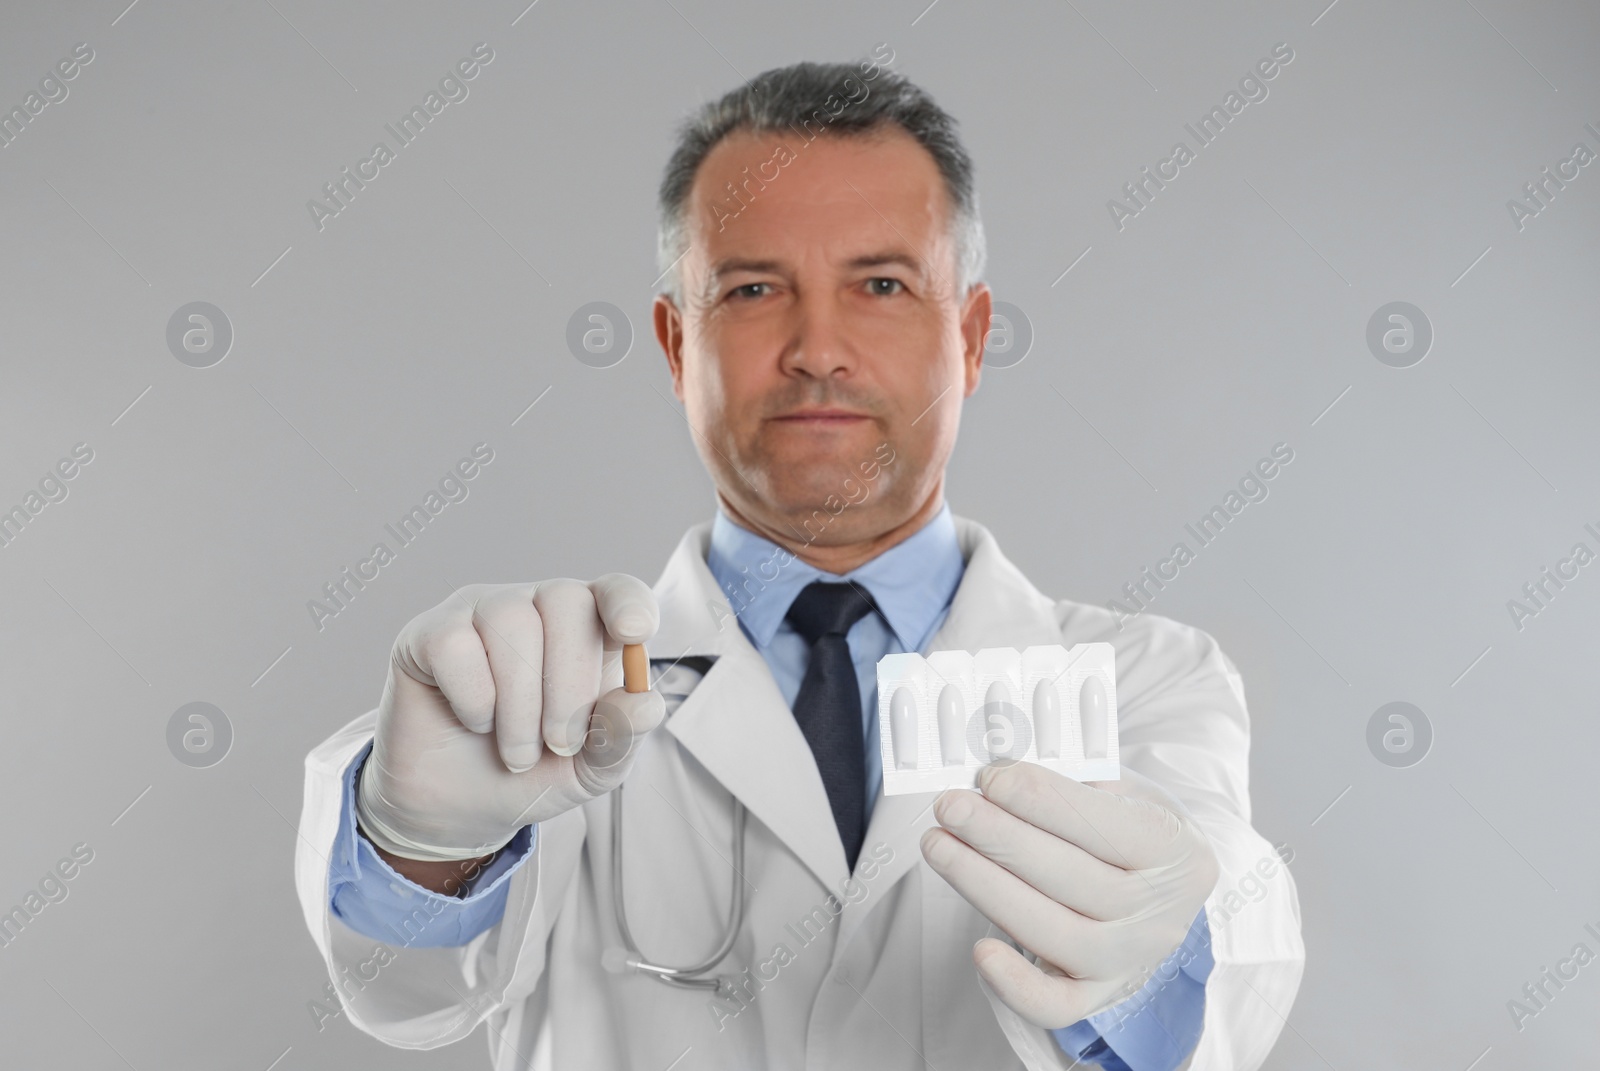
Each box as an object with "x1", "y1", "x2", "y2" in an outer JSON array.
[{"x1": 294, "y1": 58, "x2": 1304, "y2": 1070}]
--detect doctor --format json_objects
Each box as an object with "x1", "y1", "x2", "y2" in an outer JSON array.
[{"x1": 294, "y1": 58, "x2": 1304, "y2": 1070}]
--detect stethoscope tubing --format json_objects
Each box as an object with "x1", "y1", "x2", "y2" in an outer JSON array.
[{"x1": 610, "y1": 780, "x2": 749, "y2": 994}]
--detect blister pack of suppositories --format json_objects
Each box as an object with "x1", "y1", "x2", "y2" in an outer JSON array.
[{"x1": 875, "y1": 643, "x2": 1120, "y2": 795}]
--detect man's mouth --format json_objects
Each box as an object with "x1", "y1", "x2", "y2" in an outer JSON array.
[{"x1": 770, "y1": 408, "x2": 871, "y2": 424}]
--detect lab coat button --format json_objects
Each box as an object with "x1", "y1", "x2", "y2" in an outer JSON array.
[{"x1": 388, "y1": 881, "x2": 413, "y2": 899}]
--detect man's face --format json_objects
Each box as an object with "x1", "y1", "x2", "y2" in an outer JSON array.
[{"x1": 654, "y1": 124, "x2": 991, "y2": 551}]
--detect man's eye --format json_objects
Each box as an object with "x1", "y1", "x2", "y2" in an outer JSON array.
[
  {"x1": 867, "y1": 278, "x2": 904, "y2": 296},
  {"x1": 729, "y1": 283, "x2": 769, "y2": 300}
]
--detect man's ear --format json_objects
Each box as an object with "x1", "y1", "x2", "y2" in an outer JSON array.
[
  {"x1": 654, "y1": 293, "x2": 685, "y2": 400},
  {"x1": 959, "y1": 282, "x2": 992, "y2": 397}
]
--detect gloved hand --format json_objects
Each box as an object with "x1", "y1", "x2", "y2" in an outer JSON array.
[
  {"x1": 920, "y1": 761, "x2": 1219, "y2": 1029},
  {"x1": 355, "y1": 574, "x2": 666, "y2": 862}
]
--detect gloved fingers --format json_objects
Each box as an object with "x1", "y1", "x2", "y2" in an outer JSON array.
[
  {"x1": 383, "y1": 659, "x2": 477, "y2": 744},
  {"x1": 932, "y1": 788, "x2": 1151, "y2": 921},
  {"x1": 588, "y1": 572, "x2": 660, "y2": 647},
  {"x1": 977, "y1": 761, "x2": 1186, "y2": 872},
  {"x1": 920, "y1": 824, "x2": 1116, "y2": 979},
  {"x1": 469, "y1": 584, "x2": 546, "y2": 771},
  {"x1": 572, "y1": 686, "x2": 666, "y2": 798},
  {"x1": 399, "y1": 593, "x2": 497, "y2": 734},
  {"x1": 971, "y1": 938, "x2": 1116, "y2": 1030},
  {"x1": 532, "y1": 579, "x2": 605, "y2": 758}
]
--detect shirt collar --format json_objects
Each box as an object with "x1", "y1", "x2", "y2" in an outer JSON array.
[{"x1": 706, "y1": 501, "x2": 965, "y2": 653}]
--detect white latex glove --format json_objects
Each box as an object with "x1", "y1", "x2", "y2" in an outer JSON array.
[
  {"x1": 920, "y1": 761, "x2": 1219, "y2": 1029},
  {"x1": 355, "y1": 574, "x2": 666, "y2": 862}
]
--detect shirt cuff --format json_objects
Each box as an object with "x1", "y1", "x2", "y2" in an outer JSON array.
[
  {"x1": 327, "y1": 740, "x2": 536, "y2": 948},
  {"x1": 1050, "y1": 907, "x2": 1214, "y2": 1071}
]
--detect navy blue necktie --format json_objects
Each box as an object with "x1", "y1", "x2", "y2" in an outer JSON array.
[{"x1": 785, "y1": 580, "x2": 879, "y2": 871}]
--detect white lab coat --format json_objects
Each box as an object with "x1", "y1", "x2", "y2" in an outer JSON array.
[{"x1": 295, "y1": 515, "x2": 1305, "y2": 1070}]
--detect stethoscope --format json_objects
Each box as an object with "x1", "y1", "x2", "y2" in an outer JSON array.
[
  {"x1": 606, "y1": 782, "x2": 749, "y2": 998},
  {"x1": 601, "y1": 653, "x2": 752, "y2": 992}
]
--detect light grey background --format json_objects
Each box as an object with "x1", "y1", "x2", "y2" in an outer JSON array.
[{"x1": 1, "y1": 0, "x2": 1596, "y2": 1067}]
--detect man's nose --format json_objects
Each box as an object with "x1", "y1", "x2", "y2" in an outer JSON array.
[{"x1": 780, "y1": 294, "x2": 857, "y2": 379}]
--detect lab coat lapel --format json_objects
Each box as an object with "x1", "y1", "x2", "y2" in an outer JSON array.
[
  {"x1": 649, "y1": 522, "x2": 852, "y2": 894},
  {"x1": 839, "y1": 515, "x2": 1067, "y2": 952}
]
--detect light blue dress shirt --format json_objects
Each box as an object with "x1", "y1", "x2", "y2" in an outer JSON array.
[
  {"x1": 326, "y1": 502, "x2": 1210, "y2": 1067},
  {"x1": 703, "y1": 500, "x2": 967, "y2": 813}
]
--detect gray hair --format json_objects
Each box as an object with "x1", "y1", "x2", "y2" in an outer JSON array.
[{"x1": 655, "y1": 59, "x2": 986, "y2": 305}]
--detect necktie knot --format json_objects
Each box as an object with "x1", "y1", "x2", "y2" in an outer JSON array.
[{"x1": 785, "y1": 581, "x2": 878, "y2": 645}]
